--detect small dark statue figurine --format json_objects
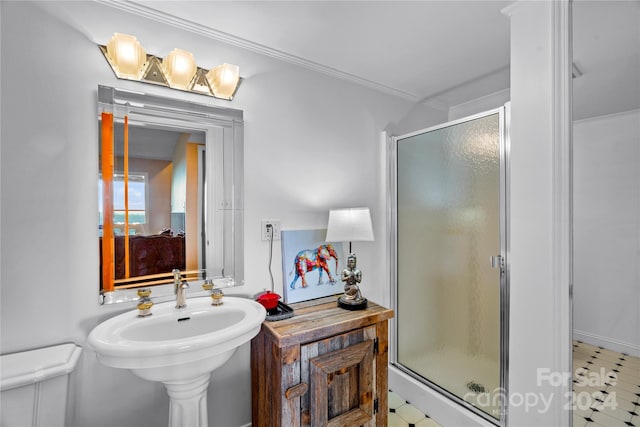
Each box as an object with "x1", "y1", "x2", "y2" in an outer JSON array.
[{"x1": 338, "y1": 253, "x2": 367, "y2": 310}]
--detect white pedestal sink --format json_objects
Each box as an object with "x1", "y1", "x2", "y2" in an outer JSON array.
[{"x1": 88, "y1": 296, "x2": 266, "y2": 427}]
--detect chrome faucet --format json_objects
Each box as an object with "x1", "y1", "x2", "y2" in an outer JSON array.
[
  {"x1": 173, "y1": 269, "x2": 189, "y2": 309},
  {"x1": 172, "y1": 269, "x2": 181, "y2": 295},
  {"x1": 176, "y1": 281, "x2": 189, "y2": 309}
]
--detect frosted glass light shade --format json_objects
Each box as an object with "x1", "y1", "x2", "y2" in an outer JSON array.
[
  {"x1": 163, "y1": 48, "x2": 197, "y2": 90},
  {"x1": 99, "y1": 35, "x2": 241, "y2": 101},
  {"x1": 207, "y1": 63, "x2": 240, "y2": 99},
  {"x1": 325, "y1": 208, "x2": 374, "y2": 243},
  {"x1": 106, "y1": 33, "x2": 147, "y2": 80}
]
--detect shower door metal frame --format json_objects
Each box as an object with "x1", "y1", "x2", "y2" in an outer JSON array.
[{"x1": 388, "y1": 105, "x2": 510, "y2": 427}]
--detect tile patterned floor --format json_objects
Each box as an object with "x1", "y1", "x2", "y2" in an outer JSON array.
[
  {"x1": 389, "y1": 342, "x2": 639, "y2": 427},
  {"x1": 572, "y1": 341, "x2": 640, "y2": 427},
  {"x1": 388, "y1": 390, "x2": 442, "y2": 427}
]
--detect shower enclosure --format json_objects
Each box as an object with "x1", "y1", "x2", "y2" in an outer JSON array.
[{"x1": 390, "y1": 107, "x2": 509, "y2": 425}]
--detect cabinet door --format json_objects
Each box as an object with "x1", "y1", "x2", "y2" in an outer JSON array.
[{"x1": 300, "y1": 326, "x2": 376, "y2": 427}]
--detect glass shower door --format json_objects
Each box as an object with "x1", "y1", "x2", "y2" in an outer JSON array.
[{"x1": 394, "y1": 108, "x2": 506, "y2": 422}]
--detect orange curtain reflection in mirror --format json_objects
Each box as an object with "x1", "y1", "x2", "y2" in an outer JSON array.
[
  {"x1": 101, "y1": 112, "x2": 115, "y2": 292},
  {"x1": 101, "y1": 113, "x2": 132, "y2": 292}
]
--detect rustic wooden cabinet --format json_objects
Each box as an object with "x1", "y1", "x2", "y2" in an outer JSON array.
[{"x1": 251, "y1": 297, "x2": 394, "y2": 427}]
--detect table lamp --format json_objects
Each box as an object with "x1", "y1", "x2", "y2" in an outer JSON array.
[{"x1": 325, "y1": 207, "x2": 374, "y2": 310}]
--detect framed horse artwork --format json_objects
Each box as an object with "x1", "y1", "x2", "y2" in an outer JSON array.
[{"x1": 281, "y1": 229, "x2": 344, "y2": 304}]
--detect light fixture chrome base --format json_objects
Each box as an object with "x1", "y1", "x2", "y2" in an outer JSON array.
[
  {"x1": 98, "y1": 45, "x2": 241, "y2": 101},
  {"x1": 337, "y1": 296, "x2": 368, "y2": 311}
]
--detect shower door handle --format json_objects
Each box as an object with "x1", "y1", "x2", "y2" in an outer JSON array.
[{"x1": 490, "y1": 255, "x2": 505, "y2": 276}]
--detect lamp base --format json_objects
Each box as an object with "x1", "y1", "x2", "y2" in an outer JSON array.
[{"x1": 337, "y1": 296, "x2": 368, "y2": 311}]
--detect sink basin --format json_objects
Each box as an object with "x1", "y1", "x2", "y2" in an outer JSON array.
[{"x1": 88, "y1": 296, "x2": 266, "y2": 427}]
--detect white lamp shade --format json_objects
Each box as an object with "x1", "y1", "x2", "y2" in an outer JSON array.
[{"x1": 325, "y1": 207, "x2": 374, "y2": 243}]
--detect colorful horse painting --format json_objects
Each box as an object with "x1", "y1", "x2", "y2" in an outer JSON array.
[{"x1": 290, "y1": 244, "x2": 339, "y2": 289}]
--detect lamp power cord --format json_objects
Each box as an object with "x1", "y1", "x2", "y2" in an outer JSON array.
[{"x1": 267, "y1": 224, "x2": 275, "y2": 293}]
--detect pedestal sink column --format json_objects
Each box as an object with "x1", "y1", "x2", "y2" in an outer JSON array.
[{"x1": 164, "y1": 374, "x2": 211, "y2": 427}]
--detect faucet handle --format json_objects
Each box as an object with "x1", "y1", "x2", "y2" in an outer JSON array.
[
  {"x1": 137, "y1": 289, "x2": 152, "y2": 298},
  {"x1": 210, "y1": 289, "x2": 224, "y2": 306},
  {"x1": 136, "y1": 288, "x2": 153, "y2": 317},
  {"x1": 137, "y1": 300, "x2": 154, "y2": 317},
  {"x1": 180, "y1": 280, "x2": 190, "y2": 289}
]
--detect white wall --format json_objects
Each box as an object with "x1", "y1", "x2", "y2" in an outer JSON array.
[
  {"x1": 573, "y1": 109, "x2": 640, "y2": 356},
  {"x1": 506, "y1": 1, "x2": 572, "y2": 426},
  {"x1": 0, "y1": 2, "x2": 443, "y2": 427}
]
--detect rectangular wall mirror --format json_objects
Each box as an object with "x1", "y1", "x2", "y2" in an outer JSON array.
[{"x1": 98, "y1": 85, "x2": 244, "y2": 304}]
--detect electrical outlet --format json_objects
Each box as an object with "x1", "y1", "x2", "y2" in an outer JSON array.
[{"x1": 261, "y1": 220, "x2": 281, "y2": 241}]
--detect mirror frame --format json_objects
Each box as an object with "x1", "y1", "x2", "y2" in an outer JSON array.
[{"x1": 98, "y1": 85, "x2": 244, "y2": 304}]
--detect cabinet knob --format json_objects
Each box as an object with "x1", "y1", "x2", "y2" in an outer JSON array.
[{"x1": 285, "y1": 382, "x2": 308, "y2": 400}]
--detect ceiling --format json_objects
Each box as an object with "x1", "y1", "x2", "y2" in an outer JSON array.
[
  {"x1": 572, "y1": 0, "x2": 640, "y2": 120},
  {"x1": 127, "y1": 0, "x2": 513, "y2": 111},
  {"x1": 126, "y1": 0, "x2": 640, "y2": 120},
  {"x1": 47, "y1": 0, "x2": 639, "y2": 120},
  {"x1": 112, "y1": 123, "x2": 205, "y2": 161}
]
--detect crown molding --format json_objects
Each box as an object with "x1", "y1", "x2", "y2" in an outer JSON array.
[{"x1": 97, "y1": 0, "x2": 421, "y2": 103}]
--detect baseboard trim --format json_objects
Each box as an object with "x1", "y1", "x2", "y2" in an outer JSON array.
[{"x1": 573, "y1": 330, "x2": 640, "y2": 357}]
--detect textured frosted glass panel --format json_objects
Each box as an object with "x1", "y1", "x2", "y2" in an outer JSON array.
[{"x1": 396, "y1": 113, "x2": 501, "y2": 418}]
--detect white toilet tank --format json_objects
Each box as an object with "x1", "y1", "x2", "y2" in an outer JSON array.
[{"x1": 1, "y1": 343, "x2": 82, "y2": 427}]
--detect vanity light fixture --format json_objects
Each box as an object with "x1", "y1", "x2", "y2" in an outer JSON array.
[
  {"x1": 105, "y1": 33, "x2": 147, "y2": 80},
  {"x1": 162, "y1": 48, "x2": 197, "y2": 90},
  {"x1": 99, "y1": 33, "x2": 241, "y2": 100},
  {"x1": 207, "y1": 63, "x2": 240, "y2": 99}
]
